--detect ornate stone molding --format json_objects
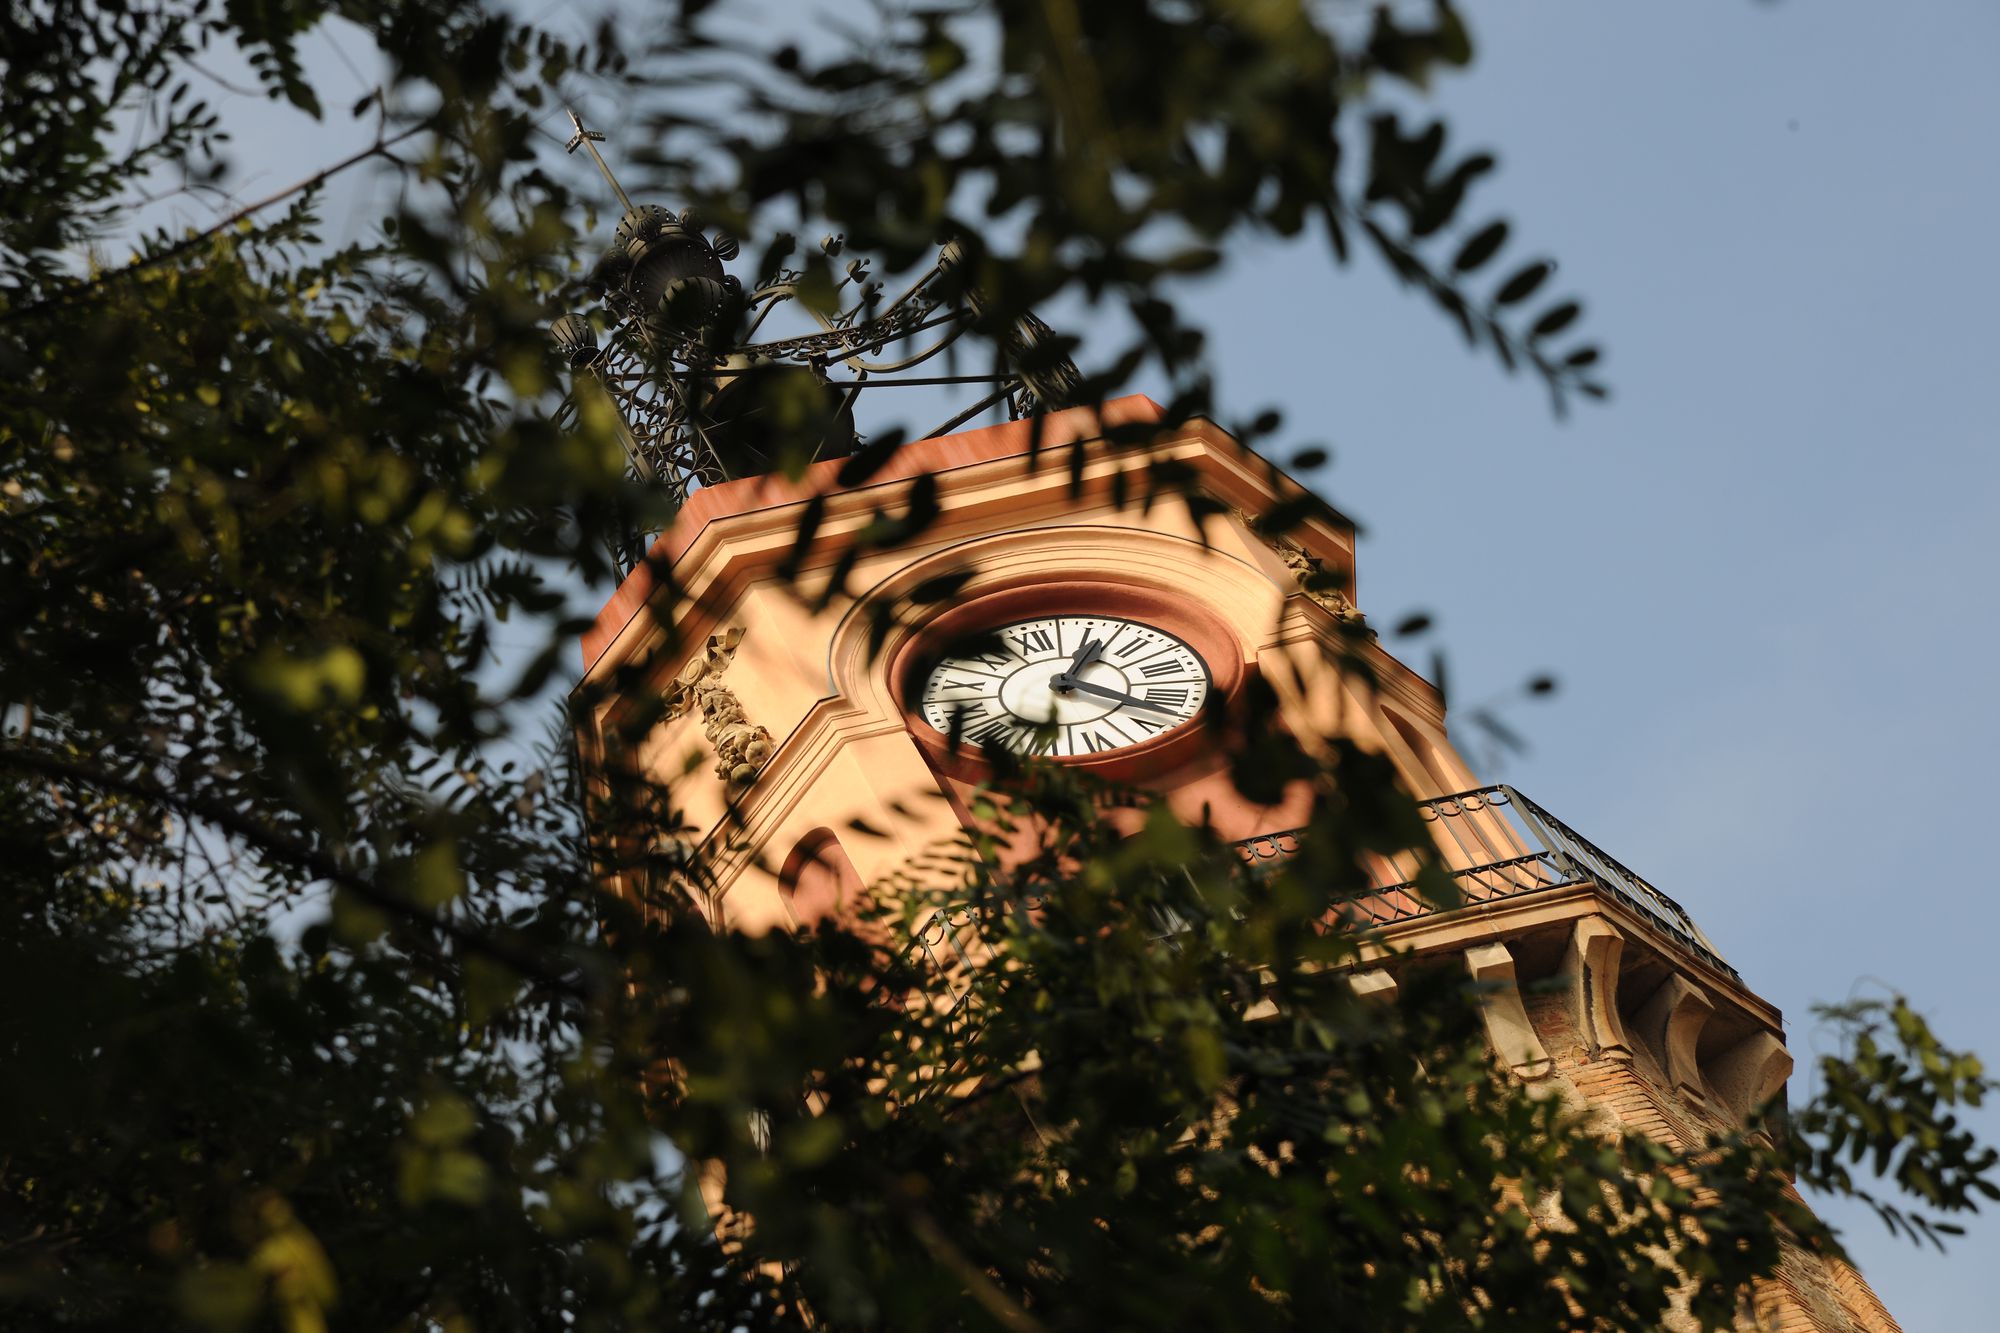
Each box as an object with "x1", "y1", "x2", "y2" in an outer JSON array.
[
  {"x1": 665, "y1": 626, "x2": 775, "y2": 789},
  {"x1": 1275, "y1": 536, "x2": 1362, "y2": 621},
  {"x1": 1233, "y1": 508, "x2": 1363, "y2": 623}
]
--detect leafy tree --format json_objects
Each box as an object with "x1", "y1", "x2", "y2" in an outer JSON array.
[{"x1": 0, "y1": 2, "x2": 1991, "y2": 1330}]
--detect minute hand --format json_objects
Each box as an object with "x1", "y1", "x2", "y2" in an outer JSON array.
[{"x1": 1048, "y1": 674, "x2": 1181, "y2": 716}]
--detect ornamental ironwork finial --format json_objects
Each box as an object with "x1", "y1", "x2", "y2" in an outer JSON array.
[{"x1": 548, "y1": 115, "x2": 1084, "y2": 568}]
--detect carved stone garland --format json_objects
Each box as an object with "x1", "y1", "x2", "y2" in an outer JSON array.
[
  {"x1": 1237, "y1": 509, "x2": 1363, "y2": 623},
  {"x1": 664, "y1": 626, "x2": 776, "y2": 789},
  {"x1": 1276, "y1": 537, "x2": 1362, "y2": 622}
]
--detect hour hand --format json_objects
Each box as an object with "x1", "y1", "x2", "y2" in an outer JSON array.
[
  {"x1": 1047, "y1": 674, "x2": 1180, "y2": 716},
  {"x1": 1057, "y1": 638, "x2": 1103, "y2": 687}
]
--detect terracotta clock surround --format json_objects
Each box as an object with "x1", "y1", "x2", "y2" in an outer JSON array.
[{"x1": 890, "y1": 578, "x2": 1249, "y2": 785}]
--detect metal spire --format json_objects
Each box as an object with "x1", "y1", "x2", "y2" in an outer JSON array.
[
  {"x1": 565, "y1": 106, "x2": 634, "y2": 215},
  {"x1": 547, "y1": 106, "x2": 1082, "y2": 560}
]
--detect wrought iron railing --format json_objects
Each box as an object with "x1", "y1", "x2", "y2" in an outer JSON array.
[
  {"x1": 905, "y1": 896, "x2": 1048, "y2": 1032},
  {"x1": 907, "y1": 901, "x2": 988, "y2": 1024},
  {"x1": 1236, "y1": 785, "x2": 1734, "y2": 975},
  {"x1": 904, "y1": 785, "x2": 1734, "y2": 1047}
]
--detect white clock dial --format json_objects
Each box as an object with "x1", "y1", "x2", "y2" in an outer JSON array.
[{"x1": 919, "y1": 614, "x2": 1210, "y2": 757}]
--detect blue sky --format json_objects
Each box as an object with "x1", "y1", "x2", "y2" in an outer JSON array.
[
  {"x1": 174, "y1": 0, "x2": 1998, "y2": 1322},
  {"x1": 1205, "y1": 4, "x2": 1998, "y2": 1322}
]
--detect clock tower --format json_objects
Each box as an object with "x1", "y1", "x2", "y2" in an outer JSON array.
[
  {"x1": 560, "y1": 184, "x2": 1902, "y2": 1328},
  {"x1": 575, "y1": 396, "x2": 1350, "y2": 932}
]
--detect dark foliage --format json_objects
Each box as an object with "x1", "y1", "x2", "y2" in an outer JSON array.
[{"x1": 0, "y1": 3, "x2": 1989, "y2": 1330}]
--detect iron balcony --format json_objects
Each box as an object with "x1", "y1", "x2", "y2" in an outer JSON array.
[
  {"x1": 1234, "y1": 784, "x2": 1733, "y2": 976},
  {"x1": 908, "y1": 783, "x2": 1735, "y2": 1034}
]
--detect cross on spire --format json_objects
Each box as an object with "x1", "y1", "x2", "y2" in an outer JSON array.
[{"x1": 565, "y1": 107, "x2": 635, "y2": 215}]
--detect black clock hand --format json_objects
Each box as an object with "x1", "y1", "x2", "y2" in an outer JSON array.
[
  {"x1": 1055, "y1": 638, "x2": 1103, "y2": 688},
  {"x1": 1047, "y1": 674, "x2": 1181, "y2": 716}
]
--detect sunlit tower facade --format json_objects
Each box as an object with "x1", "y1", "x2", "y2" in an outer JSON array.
[{"x1": 557, "y1": 141, "x2": 1903, "y2": 1329}]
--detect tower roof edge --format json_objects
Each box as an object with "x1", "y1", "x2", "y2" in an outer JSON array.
[{"x1": 577, "y1": 394, "x2": 1353, "y2": 674}]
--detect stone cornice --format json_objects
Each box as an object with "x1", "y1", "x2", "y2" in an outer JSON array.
[
  {"x1": 576, "y1": 399, "x2": 1358, "y2": 685},
  {"x1": 1353, "y1": 880, "x2": 1783, "y2": 1035}
]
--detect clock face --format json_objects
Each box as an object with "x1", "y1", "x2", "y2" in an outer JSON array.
[{"x1": 918, "y1": 614, "x2": 1210, "y2": 757}]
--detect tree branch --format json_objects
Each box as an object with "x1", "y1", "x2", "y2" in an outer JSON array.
[
  {"x1": 2, "y1": 120, "x2": 434, "y2": 326},
  {"x1": 0, "y1": 744, "x2": 589, "y2": 1000}
]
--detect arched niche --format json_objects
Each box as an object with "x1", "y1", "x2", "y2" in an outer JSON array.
[{"x1": 779, "y1": 828, "x2": 866, "y2": 929}]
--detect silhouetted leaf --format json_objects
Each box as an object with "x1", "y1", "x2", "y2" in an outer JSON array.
[
  {"x1": 907, "y1": 568, "x2": 973, "y2": 604},
  {"x1": 1495, "y1": 260, "x2": 1553, "y2": 305},
  {"x1": 1453, "y1": 219, "x2": 1509, "y2": 272},
  {"x1": 1530, "y1": 301, "x2": 1581, "y2": 340}
]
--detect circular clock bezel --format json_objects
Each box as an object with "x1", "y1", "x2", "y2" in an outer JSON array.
[
  {"x1": 918, "y1": 613, "x2": 1213, "y2": 758},
  {"x1": 892, "y1": 580, "x2": 1246, "y2": 779}
]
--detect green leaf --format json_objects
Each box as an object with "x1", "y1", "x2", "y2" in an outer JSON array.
[
  {"x1": 780, "y1": 1115, "x2": 846, "y2": 1167},
  {"x1": 177, "y1": 1264, "x2": 262, "y2": 1331},
  {"x1": 464, "y1": 955, "x2": 520, "y2": 1028},
  {"x1": 410, "y1": 1094, "x2": 477, "y2": 1147},
  {"x1": 402, "y1": 841, "x2": 465, "y2": 909},
  {"x1": 329, "y1": 890, "x2": 388, "y2": 945}
]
